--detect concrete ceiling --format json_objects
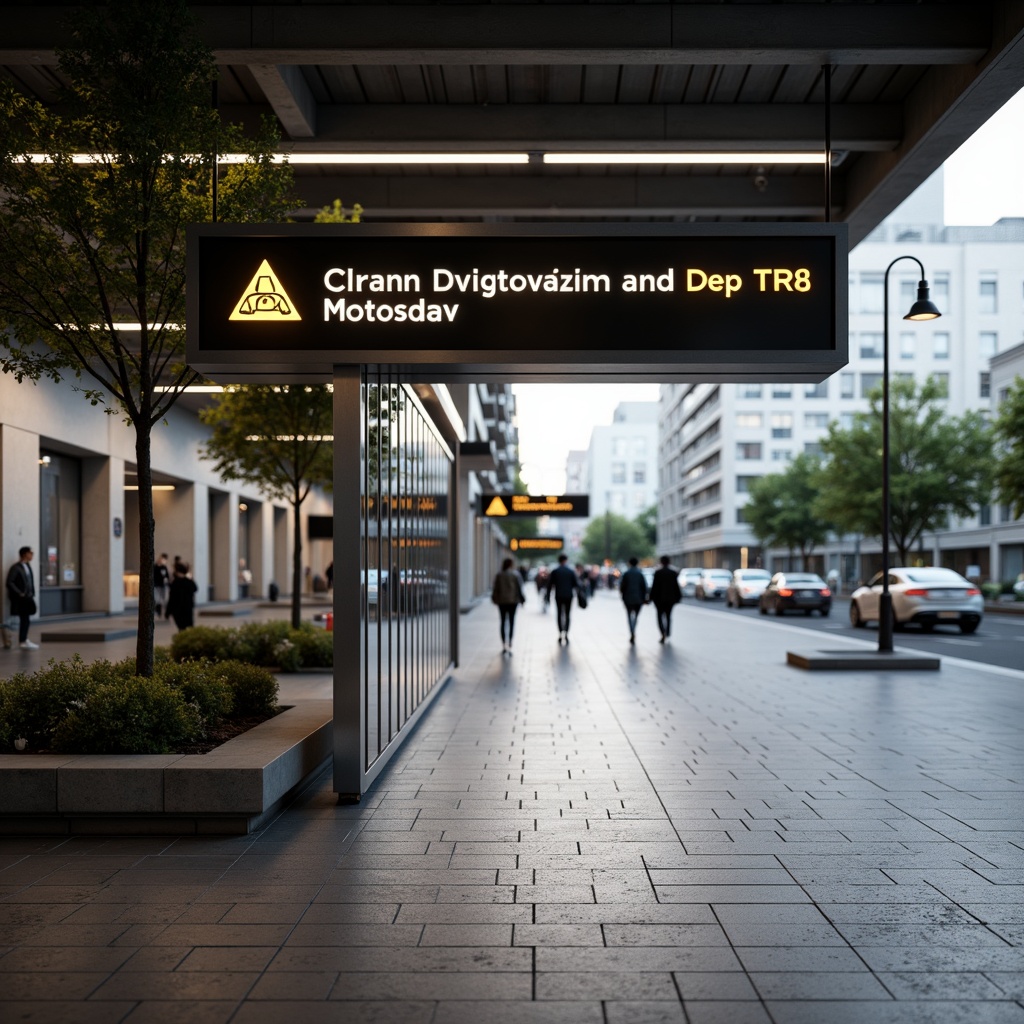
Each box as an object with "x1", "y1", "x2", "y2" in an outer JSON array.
[{"x1": 4, "y1": 2, "x2": 1024, "y2": 246}]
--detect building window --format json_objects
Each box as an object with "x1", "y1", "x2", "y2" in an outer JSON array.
[
  {"x1": 735, "y1": 506, "x2": 749, "y2": 525},
  {"x1": 859, "y1": 333, "x2": 884, "y2": 359},
  {"x1": 899, "y1": 332, "x2": 915, "y2": 360},
  {"x1": 632, "y1": 437, "x2": 647, "y2": 457},
  {"x1": 736, "y1": 475, "x2": 758, "y2": 494},
  {"x1": 933, "y1": 332, "x2": 950, "y2": 359},
  {"x1": 979, "y1": 505, "x2": 992, "y2": 526},
  {"x1": 804, "y1": 381, "x2": 828, "y2": 399},
  {"x1": 611, "y1": 461, "x2": 627, "y2": 484},
  {"x1": 980, "y1": 373, "x2": 991, "y2": 399},
  {"x1": 736, "y1": 413, "x2": 763, "y2": 429},
  {"x1": 771, "y1": 449, "x2": 792, "y2": 462},
  {"x1": 770, "y1": 413, "x2": 793, "y2": 438},
  {"x1": 861, "y1": 373, "x2": 883, "y2": 397},
  {"x1": 805, "y1": 413, "x2": 829, "y2": 429},
  {"x1": 840, "y1": 372, "x2": 855, "y2": 399},
  {"x1": 804, "y1": 442, "x2": 822, "y2": 456},
  {"x1": 612, "y1": 438, "x2": 627, "y2": 457},
  {"x1": 931, "y1": 372, "x2": 949, "y2": 398},
  {"x1": 840, "y1": 412, "x2": 855, "y2": 430},
  {"x1": 772, "y1": 384, "x2": 792, "y2": 399},
  {"x1": 39, "y1": 452, "x2": 82, "y2": 591},
  {"x1": 933, "y1": 275, "x2": 950, "y2": 305},
  {"x1": 633, "y1": 464, "x2": 646, "y2": 485},
  {"x1": 860, "y1": 273, "x2": 884, "y2": 313},
  {"x1": 980, "y1": 332, "x2": 998, "y2": 359},
  {"x1": 737, "y1": 442, "x2": 762, "y2": 460},
  {"x1": 979, "y1": 278, "x2": 997, "y2": 314},
  {"x1": 737, "y1": 383, "x2": 762, "y2": 399}
]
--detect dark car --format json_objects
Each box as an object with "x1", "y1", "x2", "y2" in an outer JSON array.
[{"x1": 759, "y1": 572, "x2": 832, "y2": 617}]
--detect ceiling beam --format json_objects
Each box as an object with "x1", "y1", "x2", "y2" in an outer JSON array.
[
  {"x1": 291, "y1": 173, "x2": 836, "y2": 219},
  {"x1": 246, "y1": 64, "x2": 316, "y2": 138},
  {"x1": 220, "y1": 102, "x2": 900, "y2": 152},
  {"x1": 0, "y1": 4, "x2": 991, "y2": 66}
]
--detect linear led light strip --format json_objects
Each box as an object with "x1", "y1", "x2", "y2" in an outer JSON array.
[{"x1": 18, "y1": 151, "x2": 826, "y2": 165}]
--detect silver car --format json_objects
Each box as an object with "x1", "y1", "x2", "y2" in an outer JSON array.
[
  {"x1": 726, "y1": 568, "x2": 772, "y2": 608},
  {"x1": 695, "y1": 569, "x2": 733, "y2": 601},
  {"x1": 679, "y1": 569, "x2": 704, "y2": 598},
  {"x1": 850, "y1": 567, "x2": 983, "y2": 634}
]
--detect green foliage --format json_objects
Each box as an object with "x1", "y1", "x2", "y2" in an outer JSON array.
[
  {"x1": 580, "y1": 512, "x2": 653, "y2": 565},
  {"x1": 815, "y1": 377, "x2": 994, "y2": 565},
  {"x1": 212, "y1": 662, "x2": 280, "y2": 718},
  {"x1": 744, "y1": 454, "x2": 832, "y2": 568},
  {"x1": 314, "y1": 199, "x2": 363, "y2": 223},
  {"x1": 0, "y1": 656, "x2": 278, "y2": 753},
  {"x1": 53, "y1": 677, "x2": 202, "y2": 755},
  {"x1": 981, "y1": 582, "x2": 1003, "y2": 601},
  {"x1": 168, "y1": 622, "x2": 332, "y2": 671},
  {"x1": 993, "y1": 375, "x2": 1024, "y2": 519},
  {"x1": 635, "y1": 504, "x2": 658, "y2": 549}
]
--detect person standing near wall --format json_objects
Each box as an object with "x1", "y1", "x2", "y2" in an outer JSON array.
[
  {"x1": 620, "y1": 556, "x2": 649, "y2": 645},
  {"x1": 650, "y1": 555, "x2": 683, "y2": 644},
  {"x1": 5, "y1": 546, "x2": 38, "y2": 649},
  {"x1": 491, "y1": 557, "x2": 526, "y2": 656},
  {"x1": 166, "y1": 561, "x2": 198, "y2": 631}
]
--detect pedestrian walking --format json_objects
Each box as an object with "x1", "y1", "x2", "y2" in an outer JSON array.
[
  {"x1": 153, "y1": 553, "x2": 171, "y2": 619},
  {"x1": 5, "y1": 546, "x2": 38, "y2": 649},
  {"x1": 166, "y1": 562, "x2": 198, "y2": 631},
  {"x1": 491, "y1": 557, "x2": 526, "y2": 655},
  {"x1": 650, "y1": 555, "x2": 683, "y2": 643},
  {"x1": 620, "y1": 556, "x2": 649, "y2": 645},
  {"x1": 546, "y1": 554, "x2": 578, "y2": 644}
]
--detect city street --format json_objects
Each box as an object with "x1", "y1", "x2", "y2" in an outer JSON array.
[{"x1": 690, "y1": 596, "x2": 1024, "y2": 673}]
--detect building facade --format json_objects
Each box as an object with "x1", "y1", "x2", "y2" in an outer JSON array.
[{"x1": 658, "y1": 170, "x2": 1024, "y2": 585}]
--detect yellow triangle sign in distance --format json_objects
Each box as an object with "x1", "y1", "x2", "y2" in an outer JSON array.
[
  {"x1": 485, "y1": 496, "x2": 509, "y2": 517},
  {"x1": 229, "y1": 259, "x2": 302, "y2": 321}
]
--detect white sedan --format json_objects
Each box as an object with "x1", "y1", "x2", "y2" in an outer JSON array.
[{"x1": 849, "y1": 567, "x2": 983, "y2": 634}]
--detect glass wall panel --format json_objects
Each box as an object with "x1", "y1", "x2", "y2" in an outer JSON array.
[{"x1": 361, "y1": 371, "x2": 453, "y2": 774}]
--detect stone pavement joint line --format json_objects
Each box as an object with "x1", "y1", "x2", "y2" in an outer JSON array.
[{"x1": 2, "y1": 591, "x2": 1023, "y2": 1023}]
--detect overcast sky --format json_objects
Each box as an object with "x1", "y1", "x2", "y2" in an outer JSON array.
[{"x1": 514, "y1": 86, "x2": 1024, "y2": 495}]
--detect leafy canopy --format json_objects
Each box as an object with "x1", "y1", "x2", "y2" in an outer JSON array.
[
  {"x1": 580, "y1": 512, "x2": 653, "y2": 565},
  {"x1": 993, "y1": 375, "x2": 1024, "y2": 520},
  {"x1": 815, "y1": 376, "x2": 993, "y2": 564}
]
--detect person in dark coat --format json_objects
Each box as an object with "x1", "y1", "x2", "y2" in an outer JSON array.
[
  {"x1": 5, "y1": 546, "x2": 38, "y2": 649},
  {"x1": 619, "y1": 557, "x2": 649, "y2": 645},
  {"x1": 546, "y1": 555, "x2": 579, "y2": 644},
  {"x1": 650, "y1": 555, "x2": 683, "y2": 643},
  {"x1": 491, "y1": 557, "x2": 526, "y2": 655},
  {"x1": 166, "y1": 562, "x2": 198, "y2": 631}
]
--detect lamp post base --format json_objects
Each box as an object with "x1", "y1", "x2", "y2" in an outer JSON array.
[{"x1": 878, "y1": 592, "x2": 894, "y2": 653}]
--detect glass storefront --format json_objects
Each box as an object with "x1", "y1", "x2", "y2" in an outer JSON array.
[{"x1": 38, "y1": 450, "x2": 83, "y2": 614}]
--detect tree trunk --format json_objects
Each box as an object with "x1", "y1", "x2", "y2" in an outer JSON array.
[
  {"x1": 291, "y1": 496, "x2": 303, "y2": 630},
  {"x1": 135, "y1": 425, "x2": 156, "y2": 675}
]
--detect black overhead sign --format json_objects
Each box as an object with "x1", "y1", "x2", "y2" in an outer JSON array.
[
  {"x1": 481, "y1": 494, "x2": 589, "y2": 518},
  {"x1": 187, "y1": 223, "x2": 847, "y2": 383}
]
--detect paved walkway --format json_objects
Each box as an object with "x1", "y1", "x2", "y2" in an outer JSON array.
[{"x1": 2, "y1": 590, "x2": 1023, "y2": 1023}]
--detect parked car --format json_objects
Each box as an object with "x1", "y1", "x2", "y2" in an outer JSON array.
[
  {"x1": 849, "y1": 567, "x2": 983, "y2": 634},
  {"x1": 679, "y1": 569, "x2": 704, "y2": 598},
  {"x1": 759, "y1": 572, "x2": 831, "y2": 616},
  {"x1": 726, "y1": 568, "x2": 772, "y2": 608},
  {"x1": 695, "y1": 568, "x2": 733, "y2": 601}
]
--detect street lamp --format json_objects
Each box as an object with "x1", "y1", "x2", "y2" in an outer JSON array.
[{"x1": 878, "y1": 256, "x2": 941, "y2": 653}]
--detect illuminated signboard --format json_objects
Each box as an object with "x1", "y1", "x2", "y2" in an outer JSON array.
[
  {"x1": 480, "y1": 494, "x2": 589, "y2": 518},
  {"x1": 510, "y1": 536, "x2": 565, "y2": 552},
  {"x1": 363, "y1": 494, "x2": 447, "y2": 517},
  {"x1": 187, "y1": 223, "x2": 847, "y2": 383}
]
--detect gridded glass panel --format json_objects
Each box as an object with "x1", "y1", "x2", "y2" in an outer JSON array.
[
  {"x1": 933, "y1": 332, "x2": 950, "y2": 359},
  {"x1": 980, "y1": 332, "x2": 998, "y2": 358},
  {"x1": 979, "y1": 279, "x2": 997, "y2": 314},
  {"x1": 899, "y1": 332, "x2": 915, "y2": 360},
  {"x1": 361, "y1": 372, "x2": 453, "y2": 772}
]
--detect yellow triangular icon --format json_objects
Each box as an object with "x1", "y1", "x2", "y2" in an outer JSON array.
[
  {"x1": 485, "y1": 496, "x2": 509, "y2": 517},
  {"x1": 229, "y1": 259, "x2": 302, "y2": 321}
]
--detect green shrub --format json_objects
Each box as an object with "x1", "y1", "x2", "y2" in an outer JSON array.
[
  {"x1": 52, "y1": 677, "x2": 202, "y2": 754},
  {"x1": 0, "y1": 657, "x2": 95, "y2": 749},
  {"x1": 155, "y1": 660, "x2": 234, "y2": 734},
  {"x1": 981, "y1": 582, "x2": 1002, "y2": 601},
  {"x1": 166, "y1": 621, "x2": 332, "y2": 670},
  {"x1": 214, "y1": 661, "x2": 279, "y2": 718}
]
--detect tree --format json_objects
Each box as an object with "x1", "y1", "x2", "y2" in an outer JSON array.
[
  {"x1": 199, "y1": 386, "x2": 333, "y2": 629},
  {"x1": 636, "y1": 503, "x2": 658, "y2": 550},
  {"x1": 580, "y1": 512, "x2": 652, "y2": 565},
  {"x1": 0, "y1": 0, "x2": 294, "y2": 674},
  {"x1": 993, "y1": 375, "x2": 1024, "y2": 520},
  {"x1": 816, "y1": 376, "x2": 994, "y2": 565},
  {"x1": 744, "y1": 454, "x2": 831, "y2": 569}
]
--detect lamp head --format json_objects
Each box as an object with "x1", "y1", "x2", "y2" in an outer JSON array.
[{"x1": 904, "y1": 280, "x2": 941, "y2": 321}]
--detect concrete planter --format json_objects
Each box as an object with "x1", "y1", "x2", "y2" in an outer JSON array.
[{"x1": 0, "y1": 700, "x2": 332, "y2": 836}]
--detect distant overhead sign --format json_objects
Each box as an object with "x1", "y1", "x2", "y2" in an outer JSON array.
[
  {"x1": 481, "y1": 494, "x2": 589, "y2": 518},
  {"x1": 510, "y1": 536, "x2": 565, "y2": 553},
  {"x1": 188, "y1": 223, "x2": 847, "y2": 383}
]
